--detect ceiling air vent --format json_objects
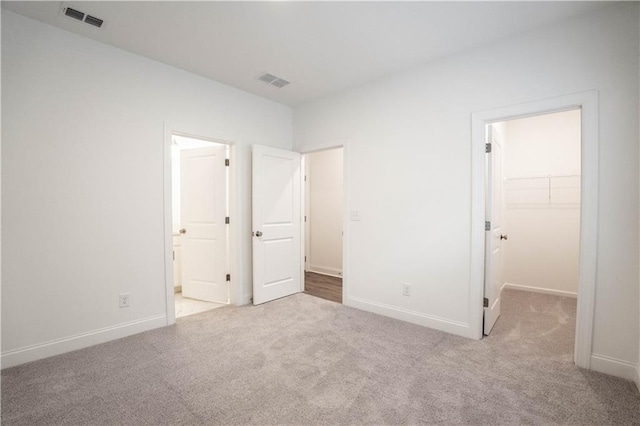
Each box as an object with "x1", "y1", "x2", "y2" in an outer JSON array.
[
  {"x1": 271, "y1": 78, "x2": 290, "y2": 88},
  {"x1": 60, "y1": 3, "x2": 105, "y2": 29},
  {"x1": 258, "y1": 73, "x2": 290, "y2": 89},
  {"x1": 258, "y1": 73, "x2": 278, "y2": 84},
  {"x1": 64, "y1": 7, "x2": 84, "y2": 21},
  {"x1": 84, "y1": 15, "x2": 104, "y2": 28}
]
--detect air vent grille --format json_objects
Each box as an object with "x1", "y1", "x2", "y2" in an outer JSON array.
[
  {"x1": 84, "y1": 15, "x2": 104, "y2": 28},
  {"x1": 258, "y1": 73, "x2": 277, "y2": 84},
  {"x1": 64, "y1": 7, "x2": 84, "y2": 21},
  {"x1": 258, "y1": 72, "x2": 290, "y2": 89},
  {"x1": 271, "y1": 78, "x2": 290, "y2": 88},
  {"x1": 60, "y1": 4, "x2": 105, "y2": 29}
]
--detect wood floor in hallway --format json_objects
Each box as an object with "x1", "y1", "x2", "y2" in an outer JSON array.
[{"x1": 304, "y1": 271, "x2": 342, "y2": 303}]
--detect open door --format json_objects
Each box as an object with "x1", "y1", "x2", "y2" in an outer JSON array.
[
  {"x1": 484, "y1": 125, "x2": 504, "y2": 335},
  {"x1": 181, "y1": 145, "x2": 228, "y2": 303},
  {"x1": 252, "y1": 145, "x2": 302, "y2": 305}
]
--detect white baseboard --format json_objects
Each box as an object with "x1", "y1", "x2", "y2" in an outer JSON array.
[
  {"x1": 590, "y1": 354, "x2": 639, "y2": 382},
  {"x1": 504, "y1": 282, "x2": 577, "y2": 298},
  {"x1": 1, "y1": 314, "x2": 167, "y2": 369},
  {"x1": 345, "y1": 296, "x2": 473, "y2": 339},
  {"x1": 308, "y1": 265, "x2": 342, "y2": 278}
]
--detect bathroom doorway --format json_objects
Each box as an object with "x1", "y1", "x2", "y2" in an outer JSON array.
[{"x1": 171, "y1": 134, "x2": 230, "y2": 318}]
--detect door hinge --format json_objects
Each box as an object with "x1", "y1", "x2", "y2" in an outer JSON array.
[
  {"x1": 304, "y1": 215, "x2": 307, "y2": 222},
  {"x1": 483, "y1": 297, "x2": 489, "y2": 308},
  {"x1": 485, "y1": 221, "x2": 491, "y2": 231},
  {"x1": 173, "y1": 250, "x2": 175, "y2": 261},
  {"x1": 486, "y1": 143, "x2": 492, "y2": 153},
  {"x1": 304, "y1": 175, "x2": 307, "y2": 182},
  {"x1": 225, "y1": 216, "x2": 230, "y2": 224},
  {"x1": 226, "y1": 274, "x2": 231, "y2": 282},
  {"x1": 225, "y1": 159, "x2": 230, "y2": 167},
  {"x1": 304, "y1": 256, "x2": 307, "y2": 262}
]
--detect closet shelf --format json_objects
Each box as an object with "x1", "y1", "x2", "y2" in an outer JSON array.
[{"x1": 505, "y1": 174, "x2": 580, "y2": 207}]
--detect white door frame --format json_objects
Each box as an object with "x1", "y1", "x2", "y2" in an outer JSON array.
[
  {"x1": 303, "y1": 155, "x2": 310, "y2": 272},
  {"x1": 298, "y1": 139, "x2": 349, "y2": 303},
  {"x1": 470, "y1": 91, "x2": 598, "y2": 369},
  {"x1": 163, "y1": 123, "x2": 239, "y2": 325}
]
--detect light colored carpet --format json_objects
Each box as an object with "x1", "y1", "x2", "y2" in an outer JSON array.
[{"x1": 2, "y1": 289, "x2": 639, "y2": 425}]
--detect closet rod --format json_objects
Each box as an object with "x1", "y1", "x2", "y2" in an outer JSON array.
[{"x1": 506, "y1": 174, "x2": 580, "y2": 180}]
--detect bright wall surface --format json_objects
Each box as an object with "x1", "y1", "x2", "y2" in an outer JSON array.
[
  {"x1": 638, "y1": 4, "x2": 640, "y2": 392},
  {"x1": 1, "y1": 11, "x2": 292, "y2": 365},
  {"x1": 294, "y1": 3, "x2": 639, "y2": 376},
  {"x1": 503, "y1": 110, "x2": 581, "y2": 178},
  {"x1": 307, "y1": 148, "x2": 343, "y2": 276},
  {"x1": 502, "y1": 110, "x2": 581, "y2": 296}
]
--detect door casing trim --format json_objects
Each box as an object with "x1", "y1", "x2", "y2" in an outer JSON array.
[{"x1": 470, "y1": 91, "x2": 598, "y2": 369}]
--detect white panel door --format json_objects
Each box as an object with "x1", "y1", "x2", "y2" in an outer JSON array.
[
  {"x1": 181, "y1": 145, "x2": 228, "y2": 303},
  {"x1": 484, "y1": 125, "x2": 504, "y2": 335},
  {"x1": 252, "y1": 145, "x2": 301, "y2": 305}
]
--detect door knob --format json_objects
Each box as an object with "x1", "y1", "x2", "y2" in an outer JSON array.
[
  {"x1": 500, "y1": 234, "x2": 508, "y2": 240},
  {"x1": 255, "y1": 231, "x2": 263, "y2": 237},
  {"x1": 179, "y1": 228, "x2": 187, "y2": 234}
]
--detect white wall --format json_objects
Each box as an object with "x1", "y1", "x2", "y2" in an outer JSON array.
[
  {"x1": 504, "y1": 110, "x2": 581, "y2": 177},
  {"x1": 294, "y1": 3, "x2": 639, "y2": 378},
  {"x1": 502, "y1": 110, "x2": 581, "y2": 296},
  {"x1": 637, "y1": 3, "x2": 640, "y2": 392},
  {"x1": 1, "y1": 11, "x2": 292, "y2": 366},
  {"x1": 307, "y1": 148, "x2": 343, "y2": 276}
]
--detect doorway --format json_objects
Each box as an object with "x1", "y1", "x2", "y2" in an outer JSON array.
[
  {"x1": 303, "y1": 148, "x2": 344, "y2": 303},
  {"x1": 170, "y1": 134, "x2": 230, "y2": 318},
  {"x1": 470, "y1": 91, "x2": 598, "y2": 369},
  {"x1": 484, "y1": 110, "x2": 582, "y2": 338},
  {"x1": 250, "y1": 142, "x2": 349, "y2": 307}
]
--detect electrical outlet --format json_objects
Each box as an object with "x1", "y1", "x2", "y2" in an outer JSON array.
[
  {"x1": 350, "y1": 210, "x2": 361, "y2": 221},
  {"x1": 119, "y1": 293, "x2": 130, "y2": 308},
  {"x1": 402, "y1": 283, "x2": 411, "y2": 297}
]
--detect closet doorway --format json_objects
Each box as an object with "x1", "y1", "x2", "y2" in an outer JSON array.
[
  {"x1": 303, "y1": 147, "x2": 344, "y2": 303},
  {"x1": 484, "y1": 109, "x2": 582, "y2": 347}
]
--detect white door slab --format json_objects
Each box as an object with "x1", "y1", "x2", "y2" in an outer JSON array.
[
  {"x1": 484, "y1": 125, "x2": 504, "y2": 335},
  {"x1": 181, "y1": 145, "x2": 228, "y2": 303},
  {"x1": 252, "y1": 145, "x2": 301, "y2": 305}
]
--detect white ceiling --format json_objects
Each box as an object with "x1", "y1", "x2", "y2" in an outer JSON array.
[{"x1": 2, "y1": 1, "x2": 612, "y2": 107}]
